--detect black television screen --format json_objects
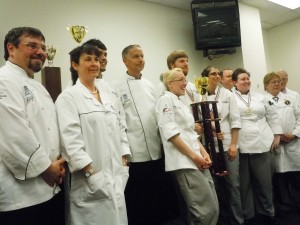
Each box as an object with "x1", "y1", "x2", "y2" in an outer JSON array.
[{"x1": 192, "y1": 5, "x2": 241, "y2": 50}]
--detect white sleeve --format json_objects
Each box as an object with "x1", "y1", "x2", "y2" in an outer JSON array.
[
  {"x1": 55, "y1": 92, "x2": 92, "y2": 173},
  {"x1": 0, "y1": 79, "x2": 51, "y2": 180}
]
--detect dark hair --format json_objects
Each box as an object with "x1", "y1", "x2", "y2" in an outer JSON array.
[
  {"x1": 201, "y1": 66, "x2": 213, "y2": 77},
  {"x1": 4, "y1": 27, "x2": 45, "y2": 60},
  {"x1": 232, "y1": 68, "x2": 250, "y2": 81},
  {"x1": 69, "y1": 44, "x2": 100, "y2": 85},
  {"x1": 83, "y1": 38, "x2": 107, "y2": 50}
]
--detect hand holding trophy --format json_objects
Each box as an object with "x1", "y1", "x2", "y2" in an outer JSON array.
[
  {"x1": 191, "y1": 76, "x2": 228, "y2": 176},
  {"x1": 46, "y1": 45, "x2": 58, "y2": 67},
  {"x1": 66, "y1": 25, "x2": 88, "y2": 45}
]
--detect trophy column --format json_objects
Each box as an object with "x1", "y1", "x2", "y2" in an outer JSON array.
[
  {"x1": 192, "y1": 76, "x2": 228, "y2": 176},
  {"x1": 41, "y1": 66, "x2": 62, "y2": 102}
]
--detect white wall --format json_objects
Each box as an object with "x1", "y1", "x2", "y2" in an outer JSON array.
[
  {"x1": 0, "y1": 0, "x2": 299, "y2": 93},
  {"x1": 0, "y1": 0, "x2": 204, "y2": 88},
  {"x1": 264, "y1": 18, "x2": 300, "y2": 93},
  {"x1": 239, "y1": 4, "x2": 267, "y2": 92}
]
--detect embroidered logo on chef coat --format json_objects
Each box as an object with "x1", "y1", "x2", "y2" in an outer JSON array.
[
  {"x1": 24, "y1": 86, "x2": 33, "y2": 102},
  {"x1": 163, "y1": 104, "x2": 172, "y2": 114},
  {"x1": 122, "y1": 93, "x2": 131, "y2": 104}
]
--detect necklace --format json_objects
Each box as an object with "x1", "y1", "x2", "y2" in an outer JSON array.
[
  {"x1": 234, "y1": 90, "x2": 252, "y2": 114},
  {"x1": 89, "y1": 89, "x2": 98, "y2": 94}
]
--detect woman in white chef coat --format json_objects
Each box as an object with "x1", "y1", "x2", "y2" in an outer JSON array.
[
  {"x1": 200, "y1": 66, "x2": 243, "y2": 225},
  {"x1": 264, "y1": 72, "x2": 300, "y2": 218},
  {"x1": 55, "y1": 44, "x2": 128, "y2": 225},
  {"x1": 232, "y1": 68, "x2": 282, "y2": 225},
  {"x1": 156, "y1": 68, "x2": 219, "y2": 225}
]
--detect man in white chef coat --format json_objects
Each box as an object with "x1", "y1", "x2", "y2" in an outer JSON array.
[
  {"x1": 0, "y1": 27, "x2": 65, "y2": 225},
  {"x1": 113, "y1": 44, "x2": 165, "y2": 225}
]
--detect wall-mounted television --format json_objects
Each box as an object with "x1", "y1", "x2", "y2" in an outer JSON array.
[{"x1": 191, "y1": 0, "x2": 241, "y2": 50}]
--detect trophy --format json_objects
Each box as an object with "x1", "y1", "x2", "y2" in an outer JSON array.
[
  {"x1": 46, "y1": 45, "x2": 58, "y2": 67},
  {"x1": 66, "y1": 25, "x2": 88, "y2": 44},
  {"x1": 191, "y1": 76, "x2": 228, "y2": 176}
]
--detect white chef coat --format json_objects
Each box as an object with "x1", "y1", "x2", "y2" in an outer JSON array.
[
  {"x1": 113, "y1": 73, "x2": 161, "y2": 162},
  {"x1": 233, "y1": 90, "x2": 282, "y2": 153},
  {"x1": 282, "y1": 88, "x2": 300, "y2": 108},
  {"x1": 203, "y1": 86, "x2": 241, "y2": 151},
  {"x1": 156, "y1": 91, "x2": 202, "y2": 171},
  {"x1": 0, "y1": 61, "x2": 60, "y2": 211},
  {"x1": 96, "y1": 79, "x2": 131, "y2": 157},
  {"x1": 266, "y1": 92, "x2": 300, "y2": 172},
  {"x1": 55, "y1": 79, "x2": 128, "y2": 225}
]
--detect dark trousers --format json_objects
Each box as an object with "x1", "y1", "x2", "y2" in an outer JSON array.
[
  {"x1": 0, "y1": 190, "x2": 65, "y2": 225},
  {"x1": 273, "y1": 171, "x2": 300, "y2": 214},
  {"x1": 125, "y1": 158, "x2": 177, "y2": 225}
]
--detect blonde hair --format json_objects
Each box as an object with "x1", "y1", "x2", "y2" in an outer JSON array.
[
  {"x1": 263, "y1": 72, "x2": 281, "y2": 91},
  {"x1": 163, "y1": 68, "x2": 183, "y2": 91}
]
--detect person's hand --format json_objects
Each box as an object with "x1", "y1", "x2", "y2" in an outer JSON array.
[
  {"x1": 42, "y1": 157, "x2": 65, "y2": 187},
  {"x1": 280, "y1": 133, "x2": 296, "y2": 143},
  {"x1": 194, "y1": 122, "x2": 203, "y2": 135},
  {"x1": 122, "y1": 155, "x2": 129, "y2": 166},
  {"x1": 193, "y1": 150, "x2": 212, "y2": 170},
  {"x1": 227, "y1": 144, "x2": 237, "y2": 161},
  {"x1": 215, "y1": 131, "x2": 224, "y2": 140},
  {"x1": 271, "y1": 135, "x2": 281, "y2": 150}
]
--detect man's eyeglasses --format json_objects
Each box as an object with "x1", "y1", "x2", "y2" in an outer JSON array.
[
  {"x1": 208, "y1": 72, "x2": 220, "y2": 76},
  {"x1": 171, "y1": 78, "x2": 188, "y2": 83},
  {"x1": 22, "y1": 42, "x2": 47, "y2": 53}
]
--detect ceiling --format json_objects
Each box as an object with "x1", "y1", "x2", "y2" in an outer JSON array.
[{"x1": 139, "y1": 0, "x2": 300, "y2": 29}]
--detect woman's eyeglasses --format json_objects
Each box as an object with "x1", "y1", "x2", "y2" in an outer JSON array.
[
  {"x1": 171, "y1": 78, "x2": 188, "y2": 83},
  {"x1": 208, "y1": 72, "x2": 220, "y2": 76}
]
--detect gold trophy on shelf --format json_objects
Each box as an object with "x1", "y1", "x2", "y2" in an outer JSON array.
[
  {"x1": 46, "y1": 45, "x2": 58, "y2": 67},
  {"x1": 66, "y1": 25, "x2": 88, "y2": 45},
  {"x1": 191, "y1": 76, "x2": 228, "y2": 176}
]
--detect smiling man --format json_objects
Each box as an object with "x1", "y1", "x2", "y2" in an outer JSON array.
[{"x1": 0, "y1": 27, "x2": 65, "y2": 225}]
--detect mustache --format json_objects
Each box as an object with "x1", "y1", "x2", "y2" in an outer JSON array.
[{"x1": 31, "y1": 54, "x2": 46, "y2": 61}]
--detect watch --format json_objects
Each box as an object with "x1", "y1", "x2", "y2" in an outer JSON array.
[{"x1": 84, "y1": 168, "x2": 94, "y2": 178}]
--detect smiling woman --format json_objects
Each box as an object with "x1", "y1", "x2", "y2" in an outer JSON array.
[
  {"x1": 163, "y1": 68, "x2": 187, "y2": 97},
  {"x1": 156, "y1": 67, "x2": 219, "y2": 225},
  {"x1": 55, "y1": 44, "x2": 129, "y2": 225},
  {"x1": 232, "y1": 68, "x2": 282, "y2": 224}
]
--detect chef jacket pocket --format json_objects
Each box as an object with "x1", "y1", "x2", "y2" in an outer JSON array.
[{"x1": 81, "y1": 170, "x2": 112, "y2": 202}]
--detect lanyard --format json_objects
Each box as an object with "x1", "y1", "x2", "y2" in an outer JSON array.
[{"x1": 234, "y1": 90, "x2": 252, "y2": 114}]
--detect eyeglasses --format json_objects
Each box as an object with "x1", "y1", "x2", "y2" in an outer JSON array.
[
  {"x1": 171, "y1": 78, "x2": 188, "y2": 83},
  {"x1": 269, "y1": 80, "x2": 281, "y2": 84},
  {"x1": 208, "y1": 72, "x2": 220, "y2": 76},
  {"x1": 22, "y1": 42, "x2": 47, "y2": 53}
]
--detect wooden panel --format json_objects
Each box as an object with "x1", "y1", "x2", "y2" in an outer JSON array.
[{"x1": 41, "y1": 67, "x2": 62, "y2": 102}]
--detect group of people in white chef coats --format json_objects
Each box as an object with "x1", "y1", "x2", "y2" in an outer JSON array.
[
  {"x1": 1, "y1": 26, "x2": 300, "y2": 225},
  {"x1": 157, "y1": 62, "x2": 300, "y2": 225}
]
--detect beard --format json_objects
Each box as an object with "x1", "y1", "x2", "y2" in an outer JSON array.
[{"x1": 28, "y1": 55, "x2": 45, "y2": 73}]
